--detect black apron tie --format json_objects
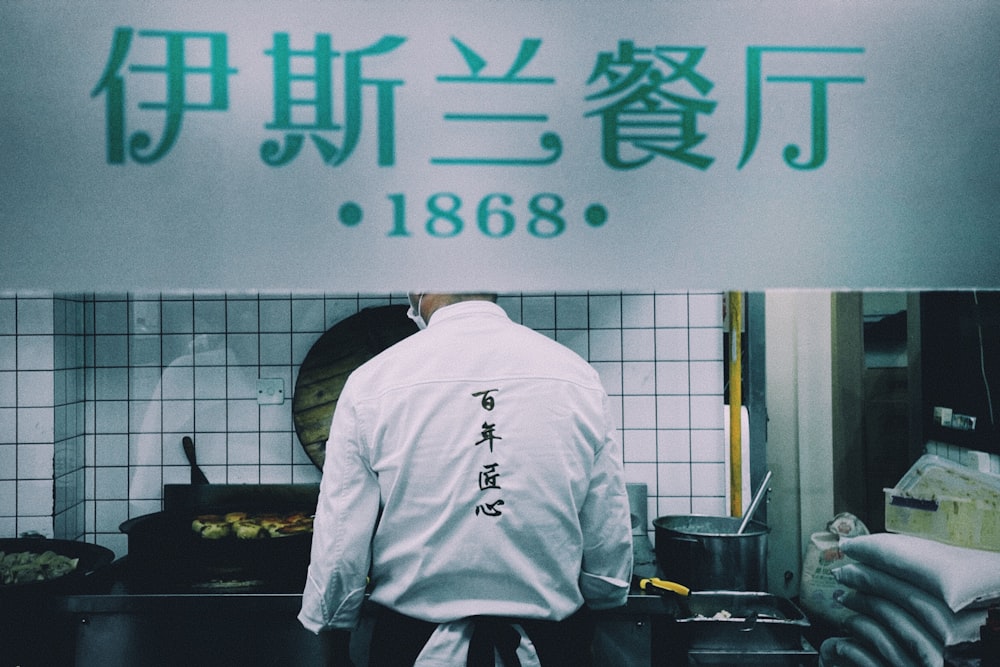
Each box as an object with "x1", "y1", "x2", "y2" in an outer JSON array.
[
  {"x1": 368, "y1": 604, "x2": 594, "y2": 667},
  {"x1": 467, "y1": 617, "x2": 522, "y2": 667}
]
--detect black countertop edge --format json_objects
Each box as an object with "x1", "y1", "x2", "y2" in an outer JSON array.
[{"x1": 52, "y1": 592, "x2": 677, "y2": 615}]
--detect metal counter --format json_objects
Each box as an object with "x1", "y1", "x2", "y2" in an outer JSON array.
[{"x1": 3, "y1": 561, "x2": 816, "y2": 667}]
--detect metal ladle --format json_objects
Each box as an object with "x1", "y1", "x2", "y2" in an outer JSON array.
[{"x1": 737, "y1": 470, "x2": 773, "y2": 534}]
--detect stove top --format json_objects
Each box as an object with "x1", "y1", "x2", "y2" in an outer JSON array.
[{"x1": 79, "y1": 556, "x2": 308, "y2": 597}]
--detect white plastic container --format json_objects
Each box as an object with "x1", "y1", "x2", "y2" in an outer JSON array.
[{"x1": 884, "y1": 454, "x2": 1000, "y2": 552}]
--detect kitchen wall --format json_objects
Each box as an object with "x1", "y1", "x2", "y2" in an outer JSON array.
[
  {"x1": 0, "y1": 294, "x2": 88, "y2": 541},
  {"x1": 1, "y1": 291, "x2": 727, "y2": 557}
]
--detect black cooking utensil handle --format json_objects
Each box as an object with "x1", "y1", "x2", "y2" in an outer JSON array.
[{"x1": 182, "y1": 436, "x2": 210, "y2": 484}]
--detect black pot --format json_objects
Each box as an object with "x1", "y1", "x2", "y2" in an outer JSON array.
[
  {"x1": 0, "y1": 537, "x2": 115, "y2": 595},
  {"x1": 652, "y1": 515, "x2": 769, "y2": 591}
]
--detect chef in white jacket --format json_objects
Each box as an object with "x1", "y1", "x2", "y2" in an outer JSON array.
[{"x1": 299, "y1": 293, "x2": 633, "y2": 666}]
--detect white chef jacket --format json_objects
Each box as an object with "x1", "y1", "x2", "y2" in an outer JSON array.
[{"x1": 299, "y1": 301, "x2": 633, "y2": 649}]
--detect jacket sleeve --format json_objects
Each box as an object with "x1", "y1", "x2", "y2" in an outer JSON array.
[
  {"x1": 577, "y1": 393, "x2": 634, "y2": 609},
  {"x1": 299, "y1": 380, "x2": 381, "y2": 633}
]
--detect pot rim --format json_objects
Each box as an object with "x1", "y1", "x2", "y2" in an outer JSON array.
[{"x1": 652, "y1": 513, "x2": 770, "y2": 537}]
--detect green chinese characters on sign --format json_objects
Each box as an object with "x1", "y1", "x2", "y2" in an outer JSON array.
[
  {"x1": 431, "y1": 37, "x2": 561, "y2": 166},
  {"x1": 585, "y1": 41, "x2": 717, "y2": 170},
  {"x1": 739, "y1": 46, "x2": 865, "y2": 170},
  {"x1": 91, "y1": 28, "x2": 237, "y2": 164},
  {"x1": 585, "y1": 42, "x2": 864, "y2": 171},
  {"x1": 90, "y1": 27, "x2": 864, "y2": 173},
  {"x1": 260, "y1": 34, "x2": 406, "y2": 167}
]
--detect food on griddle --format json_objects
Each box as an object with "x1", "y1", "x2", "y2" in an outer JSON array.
[
  {"x1": 0, "y1": 549, "x2": 79, "y2": 585},
  {"x1": 255, "y1": 514, "x2": 284, "y2": 533},
  {"x1": 694, "y1": 609, "x2": 734, "y2": 620},
  {"x1": 254, "y1": 513, "x2": 312, "y2": 537},
  {"x1": 233, "y1": 520, "x2": 266, "y2": 540},
  {"x1": 191, "y1": 511, "x2": 314, "y2": 540},
  {"x1": 274, "y1": 517, "x2": 314, "y2": 536},
  {"x1": 191, "y1": 514, "x2": 222, "y2": 531},
  {"x1": 191, "y1": 514, "x2": 233, "y2": 539}
]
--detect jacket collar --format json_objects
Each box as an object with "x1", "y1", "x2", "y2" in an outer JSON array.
[{"x1": 428, "y1": 300, "x2": 507, "y2": 326}]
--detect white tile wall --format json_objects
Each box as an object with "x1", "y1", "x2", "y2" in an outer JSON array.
[
  {"x1": 0, "y1": 295, "x2": 87, "y2": 539},
  {"x1": 1, "y1": 291, "x2": 728, "y2": 556},
  {"x1": 926, "y1": 440, "x2": 1000, "y2": 474}
]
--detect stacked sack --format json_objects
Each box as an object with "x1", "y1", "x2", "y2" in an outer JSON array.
[
  {"x1": 818, "y1": 533, "x2": 999, "y2": 666},
  {"x1": 800, "y1": 513, "x2": 870, "y2": 633}
]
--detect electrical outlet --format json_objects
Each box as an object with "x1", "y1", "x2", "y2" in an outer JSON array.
[
  {"x1": 934, "y1": 405, "x2": 977, "y2": 431},
  {"x1": 256, "y1": 378, "x2": 285, "y2": 405}
]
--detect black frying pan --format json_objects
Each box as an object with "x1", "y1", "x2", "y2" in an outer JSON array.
[
  {"x1": 0, "y1": 537, "x2": 115, "y2": 595},
  {"x1": 119, "y1": 498, "x2": 316, "y2": 591}
]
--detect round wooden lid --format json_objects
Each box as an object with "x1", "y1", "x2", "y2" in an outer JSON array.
[{"x1": 292, "y1": 305, "x2": 418, "y2": 469}]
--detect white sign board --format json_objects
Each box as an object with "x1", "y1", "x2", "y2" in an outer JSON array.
[{"x1": 1, "y1": 1, "x2": 997, "y2": 291}]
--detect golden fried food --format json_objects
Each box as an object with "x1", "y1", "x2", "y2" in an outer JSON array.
[
  {"x1": 192, "y1": 514, "x2": 232, "y2": 539},
  {"x1": 233, "y1": 520, "x2": 266, "y2": 540},
  {"x1": 274, "y1": 521, "x2": 313, "y2": 536},
  {"x1": 255, "y1": 515, "x2": 284, "y2": 531},
  {"x1": 192, "y1": 514, "x2": 224, "y2": 530},
  {"x1": 191, "y1": 511, "x2": 314, "y2": 539}
]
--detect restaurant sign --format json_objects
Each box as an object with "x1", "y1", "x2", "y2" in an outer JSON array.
[{"x1": 1, "y1": 1, "x2": 997, "y2": 290}]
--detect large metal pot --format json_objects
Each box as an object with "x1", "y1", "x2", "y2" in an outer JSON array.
[{"x1": 652, "y1": 515, "x2": 769, "y2": 591}]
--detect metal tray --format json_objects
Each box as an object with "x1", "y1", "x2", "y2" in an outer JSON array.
[
  {"x1": 671, "y1": 591, "x2": 810, "y2": 651},
  {"x1": 687, "y1": 638, "x2": 819, "y2": 666}
]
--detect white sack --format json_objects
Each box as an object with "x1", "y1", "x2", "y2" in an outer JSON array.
[
  {"x1": 844, "y1": 612, "x2": 920, "y2": 667},
  {"x1": 834, "y1": 563, "x2": 986, "y2": 646},
  {"x1": 837, "y1": 590, "x2": 943, "y2": 667},
  {"x1": 820, "y1": 636, "x2": 888, "y2": 667},
  {"x1": 801, "y1": 531, "x2": 858, "y2": 630},
  {"x1": 840, "y1": 533, "x2": 1000, "y2": 612}
]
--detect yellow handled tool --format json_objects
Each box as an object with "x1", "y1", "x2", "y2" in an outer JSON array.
[{"x1": 639, "y1": 578, "x2": 691, "y2": 597}]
